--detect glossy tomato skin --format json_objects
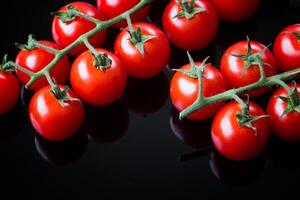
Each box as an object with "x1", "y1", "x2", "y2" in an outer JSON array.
[
  {"x1": 162, "y1": 0, "x2": 218, "y2": 50},
  {"x1": 267, "y1": 84, "x2": 300, "y2": 142},
  {"x1": 114, "y1": 22, "x2": 170, "y2": 79},
  {"x1": 97, "y1": 0, "x2": 150, "y2": 28},
  {"x1": 52, "y1": 2, "x2": 106, "y2": 56},
  {"x1": 273, "y1": 24, "x2": 300, "y2": 72},
  {"x1": 70, "y1": 49, "x2": 127, "y2": 106},
  {"x1": 170, "y1": 62, "x2": 228, "y2": 120},
  {"x1": 0, "y1": 71, "x2": 20, "y2": 114},
  {"x1": 210, "y1": 0, "x2": 260, "y2": 23},
  {"x1": 221, "y1": 40, "x2": 278, "y2": 97},
  {"x1": 211, "y1": 101, "x2": 270, "y2": 161},
  {"x1": 29, "y1": 85, "x2": 85, "y2": 142},
  {"x1": 15, "y1": 40, "x2": 70, "y2": 92}
]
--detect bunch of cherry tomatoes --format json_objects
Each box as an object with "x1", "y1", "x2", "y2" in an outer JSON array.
[{"x1": 0, "y1": 0, "x2": 300, "y2": 162}]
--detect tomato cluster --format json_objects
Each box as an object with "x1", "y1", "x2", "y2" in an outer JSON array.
[{"x1": 0, "y1": 0, "x2": 300, "y2": 163}]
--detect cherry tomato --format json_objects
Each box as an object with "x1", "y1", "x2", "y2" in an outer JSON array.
[
  {"x1": 220, "y1": 40, "x2": 278, "y2": 97},
  {"x1": 15, "y1": 40, "x2": 70, "y2": 92},
  {"x1": 211, "y1": 101, "x2": 270, "y2": 161},
  {"x1": 70, "y1": 49, "x2": 127, "y2": 106},
  {"x1": 0, "y1": 71, "x2": 20, "y2": 114},
  {"x1": 210, "y1": 0, "x2": 260, "y2": 23},
  {"x1": 273, "y1": 24, "x2": 300, "y2": 72},
  {"x1": 170, "y1": 62, "x2": 228, "y2": 120},
  {"x1": 267, "y1": 84, "x2": 300, "y2": 142},
  {"x1": 29, "y1": 85, "x2": 85, "y2": 142},
  {"x1": 52, "y1": 2, "x2": 107, "y2": 56},
  {"x1": 97, "y1": 0, "x2": 150, "y2": 28},
  {"x1": 114, "y1": 22, "x2": 170, "y2": 79},
  {"x1": 162, "y1": 0, "x2": 218, "y2": 50}
]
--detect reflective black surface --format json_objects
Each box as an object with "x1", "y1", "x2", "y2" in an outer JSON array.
[{"x1": 1, "y1": 0, "x2": 300, "y2": 199}]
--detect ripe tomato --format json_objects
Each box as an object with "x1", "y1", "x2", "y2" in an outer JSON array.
[
  {"x1": 70, "y1": 48, "x2": 127, "y2": 106},
  {"x1": 273, "y1": 24, "x2": 300, "y2": 72},
  {"x1": 267, "y1": 84, "x2": 300, "y2": 142},
  {"x1": 162, "y1": 0, "x2": 218, "y2": 50},
  {"x1": 220, "y1": 40, "x2": 278, "y2": 97},
  {"x1": 15, "y1": 40, "x2": 70, "y2": 92},
  {"x1": 114, "y1": 22, "x2": 170, "y2": 79},
  {"x1": 170, "y1": 62, "x2": 228, "y2": 120},
  {"x1": 29, "y1": 85, "x2": 85, "y2": 142},
  {"x1": 97, "y1": 0, "x2": 150, "y2": 28},
  {"x1": 0, "y1": 71, "x2": 20, "y2": 114},
  {"x1": 52, "y1": 2, "x2": 107, "y2": 56},
  {"x1": 209, "y1": 0, "x2": 260, "y2": 23},
  {"x1": 211, "y1": 101, "x2": 270, "y2": 161}
]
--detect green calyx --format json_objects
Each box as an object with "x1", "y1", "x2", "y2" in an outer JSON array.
[
  {"x1": 173, "y1": 52, "x2": 209, "y2": 79},
  {"x1": 92, "y1": 53, "x2": 112, "y2": 71},
  {"x1": 290, "y1": 32, "x2": 300, "y2": 43},
  {"x1": 276, "y1": 81, "x2": 300, "y2": 116},
  {"x1": 53, "y1": 5, "x2": 79, "y2": 23},
  {"x1": 15, "y1": 34, "x2": 38, "y2": 50},
  {"x1": 51, "y1": 85, "x2": 80, "y2": 106},
  {"x1": 0, "y1": 55, "x2": 14, "y2": 72},
  {"x1": 174, "y1": 0, "x2": 206, "y2": 19},
  {"x1": 230, "y1": 36, "x2": 271, "y2": 75}
]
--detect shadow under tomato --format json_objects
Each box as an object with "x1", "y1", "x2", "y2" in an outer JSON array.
[
  {"x1": 124, "y1": 72, "x2": 169, "y2": 115},
  {"x1": 84, "y1": 100, "x2": 129, "y2": 144},
  {"x1": 0, "y1": 102, "x2": 25, "y2": 139},
  {"x1": 20, "y1": 86, "x2": 34, "y2": 109},
  {"x1": 170, "y1": 108, "x2": 211, "y2": 149},
  {"x1": 34, "y1": 128, "x2": 88, "y2": 166},
  {"x1": 209, "y1": 149, "x2": 265, "y2": 186}
]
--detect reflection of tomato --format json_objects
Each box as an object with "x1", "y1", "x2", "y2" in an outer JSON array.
[
  {"x1": 162, "y1": 0, "x2": 218, "y2": 50},
  {"x1": 85, "y1": 100, "x2": 129, "y2": 144},
  {"x1": 273, "y1": 24, "x2": 300, "y2": 72},
  {"x1": 169, "y1": 108, "x2": 211, "y2": 149},
  {"x1": 221, "y1": 40, "x2": 278, "y2": 97},
  {"x1": 15, "y1": 40, "x2": 70, "y2": 91},
  {"x1": 29, "y1": 85, "x2": 85, "y2": 142},
  {"x1": 124, "y1": 72, "x2": 169, "y2": 114},
  {"x1": 97, "y1": 0, "x2": 150, "y2": 28},
  {"x1": 170, "y1": 62, "x2": 228, "y2": 120},
  {"x1": 114, "y1": 22, "x2": 170, "y2": 79},
  {"x1": 210, "y1": 0, "x2": 260, "y2": 23},
  {"x1": 70, "y1": 49, "x2": 127, "y2": 106},
  {"x1": 52, "y1": 2, "x2": 107, "y2": 56},
  {"x1": 35, "y1": 131, "x2": 87, "y2": 165},
  {"x1": 0, "y1": 71, "x2": 20, "y2": 114},
  {"x1": 267, "y1": 84, "x2": 300, "y2": 142},
  {"x1": 211, "y1": 101, "x2": 270, "y2": 161}
]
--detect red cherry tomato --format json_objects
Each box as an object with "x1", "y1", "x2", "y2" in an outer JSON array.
[
  {"x1": 97, "y1": 0, "x2": 150, "y2": 28},
  {"x1": 267, "y1": 84, "x2": 300, "y2": 142},
  {"x1": 170, "y1": 62, "x2": 228, "y2": 120},
  {"x1": 52, "y1": 2, "x2": 107, "y2": 56},
  {"x1": 211, "y1": 101, "x2": 270, "y2": 161},
  {"x1": 29, "y1": 85, "x2": 85, "y2": 142},
  {"x1": 0, "y1": 71, "x2": 20, "y2": 114},
  {"x1": 273, "y1": 24, "x2": 300, "y2": 72},
  {"x1": 220, "y1": 40, "x2": 278, "y2": 97},
  {"x1": 162, "y1": 0, "x2": 218, "y2": 50},
  {"x1": 70, "y1": 49, "x2": 127, "y2": 106},
  {"x1": 210, "y1": 0, "x2": 260, "y2": 23},
  {"x1": 15, "y1": 40, "x2": 70, "y2": 92},
  {"x1": 114, "y1": 22, "x2": 170, "y2": 79}
]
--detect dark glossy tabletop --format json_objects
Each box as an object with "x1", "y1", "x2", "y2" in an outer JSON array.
[{"x1": 1, "y1": 0, "x2": 300, "y2": 199}]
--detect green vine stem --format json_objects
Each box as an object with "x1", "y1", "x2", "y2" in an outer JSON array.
[{"x1": 3, "y1": 0, "x2": 153, "y2": 89}]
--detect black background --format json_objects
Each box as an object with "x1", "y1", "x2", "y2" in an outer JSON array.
[{"x1": 1, "y1": 0, "x2": 300, "y2": 199}]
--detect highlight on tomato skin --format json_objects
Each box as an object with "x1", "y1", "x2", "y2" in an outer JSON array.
[
  {"x1": 52, "y1": 1, "x2": 107, "y2": 56},
  {"x1": 29, "y1": 85, "x2": 85, "y2": 142},
  {"x1": 97, "y1": 0, "x2": 151, "y2": 28},
  {"x1": 170, "y1": 62, "x2": 228, "y2": 120},
  {"x1": 211, "y1": 101, "x2": 270, "y2": 161},
  {"x1": 15, "y1": 40, "x2": 70, "y2": 92}
]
